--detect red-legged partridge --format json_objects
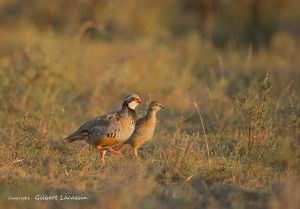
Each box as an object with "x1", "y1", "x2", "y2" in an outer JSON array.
[
  {"x1": 65, "y1": 94, "x2": 143, "y2": 165},
  {"x1": 118, "y1": 101, "x2": 164, "y2": 159}
]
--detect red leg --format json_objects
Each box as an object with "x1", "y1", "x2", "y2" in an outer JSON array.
[
  {"x1": 106, "y1": 147, "x2": 122, "y2": 156},
  {"x1": 116, "y1": 143, "x2": 126, "y2": 154},
  {"x1": 99, "y1": 150, "x2": 106, "y2": 166}
]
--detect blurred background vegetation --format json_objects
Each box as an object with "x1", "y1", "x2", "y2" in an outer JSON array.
[
  {"x1": 0, "y1": 0, "x2": 299, "y2": 209},
  {"x1": 0, "y1": 0, "x2": 299, "y2": 46}
]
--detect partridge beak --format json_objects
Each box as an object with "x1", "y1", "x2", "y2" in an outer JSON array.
[
  {"x1": 137, "y1": 99, "x2": 144, "y2": 104},
  {"x1": 159, "y1": 104, "x2": 165, "y2": 109}
]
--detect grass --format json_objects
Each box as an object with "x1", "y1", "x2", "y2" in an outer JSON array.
[{"x1": 0, "y1": 24, "x2": 299, "y2": 209}]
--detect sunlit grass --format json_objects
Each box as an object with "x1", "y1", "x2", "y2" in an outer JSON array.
[{"x1": 0, "y1": 24, "x2": 299, "y2": 209}]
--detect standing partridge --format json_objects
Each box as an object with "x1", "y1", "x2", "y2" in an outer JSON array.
[
  {"x1": 118, "y1": 101, "x2": 164, "y2": 159},
  {"x1": 64, "y1": 94, "x2": 143, "y2": 165}
]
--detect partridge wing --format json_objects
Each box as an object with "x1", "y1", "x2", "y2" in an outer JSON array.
[{"x1": 65, "y1": 111, "x2": 118, "y2": 140}]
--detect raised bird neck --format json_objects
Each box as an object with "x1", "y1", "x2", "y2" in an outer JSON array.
[
  {"x1": 121, "y1": 104, "x2": 137, "y2": 122},
  {"x1": 145, "y1": 109, "x2": 157, "y2": 121}
]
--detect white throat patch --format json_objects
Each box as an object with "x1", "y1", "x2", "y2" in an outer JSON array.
[{"x1": 128, "y1": 101, "x2": 139, "y2": 109}]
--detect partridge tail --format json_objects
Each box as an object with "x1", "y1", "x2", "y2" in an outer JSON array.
[
  {"x1": 64, "y1": 133, "x2": 84, "y2": 143},
  {"x1": 64, "y1": 130, "x2": 88, "y2": 144},
  {"x1": 65, "y1": 136, "x2": 81, "y2": 143}
]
